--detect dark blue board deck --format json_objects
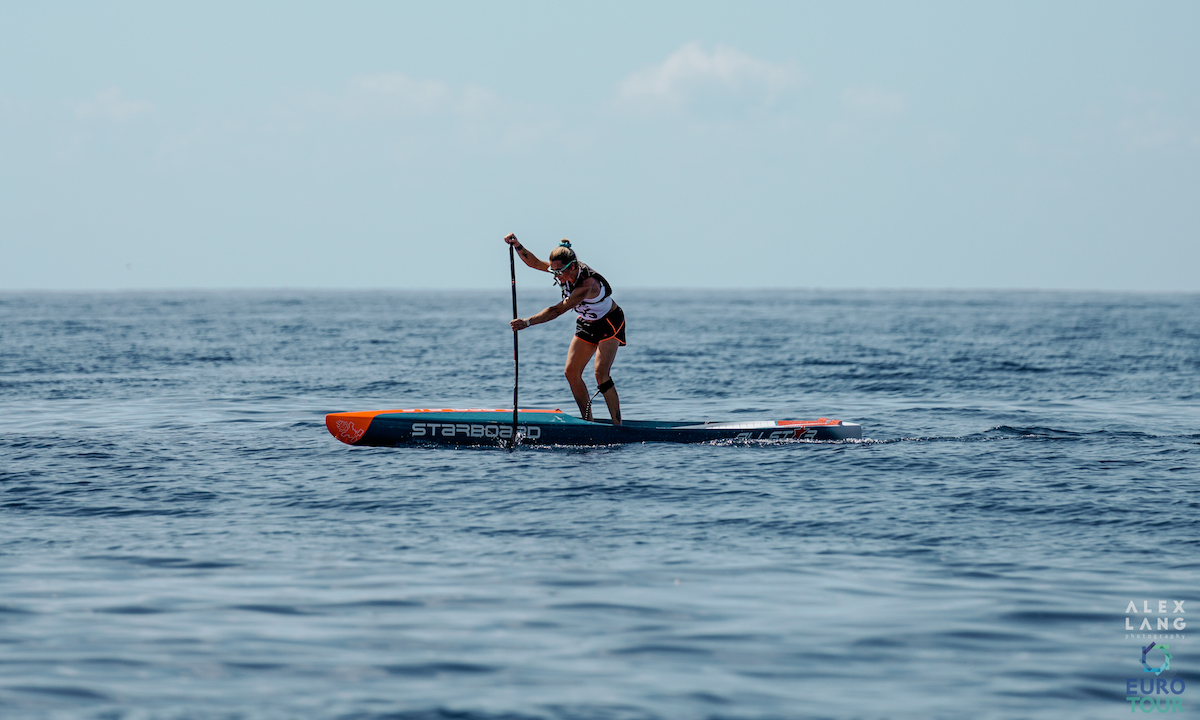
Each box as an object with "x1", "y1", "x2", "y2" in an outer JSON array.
[{"x1": 326, "y1": 409, "x2": 863, "y2": 447}]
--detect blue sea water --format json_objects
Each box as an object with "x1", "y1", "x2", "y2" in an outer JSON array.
[{"x1": 1, "y1": 289, "x2": 1198, "y2": 720}]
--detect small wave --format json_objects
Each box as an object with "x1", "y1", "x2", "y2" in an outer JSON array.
[
  {"x1": 609, "y1": 644, "x2": 712, "y2": 656},
  {"x1": 322, "y1": 598, "x2": 424, "y2": 610},
  {"x1": 1000, "y1": 610, "x2": 1113, "y2": 626},
  {"x1": 223, "y1": 661, "x2": 288, "y2": 670},
  {"x1": 854, "y1": 426, "x2": 1097, "y2": 444},
  {"x1": 549, "y1": 602, "x2": 680, "y2": 619},
  {"x1": 94, "y1": 605, "x2": 168, "y2": 615},
  {"x1": 230, "y1": 604, "x2": 319, "y2": 616},
  {"x1": 378, "y1": 662, "x2": 497, "y2": 677},
  {"x1": 79, "y1": 555, "x2": 240, "y2": 570},
  {"x1": 8, "y1": 684, "x2": 115, "y2": 702},
  {"x1": 337, "y1": 709, "x2": 542, "y2": 720},
  {"x1": 57, "y1": 505, "x2": 213, "y2": 518}
]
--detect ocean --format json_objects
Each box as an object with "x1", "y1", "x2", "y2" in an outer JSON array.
[{"x1": 1, "y1": 289, "x2": 1197, "y2": 719}]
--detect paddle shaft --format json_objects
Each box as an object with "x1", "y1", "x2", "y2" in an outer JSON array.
[{"x1": 509, "y1": 244, "x2": 519, "y2": 447}]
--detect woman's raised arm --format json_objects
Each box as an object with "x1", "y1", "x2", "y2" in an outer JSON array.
[{"x1": 503, "y1": 233, "x2": 550, "y2": 272}]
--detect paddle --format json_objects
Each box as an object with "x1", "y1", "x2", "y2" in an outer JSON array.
[{"x1": 509, "y1": 244, "x2": 519, "y2": 448}]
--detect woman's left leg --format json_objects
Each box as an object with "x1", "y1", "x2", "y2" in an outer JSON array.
[
  {"x1": 564, "y1": 336, "x2": 598, "y2": 420},
  {"x1": 593, "y1": 337, "x2": 621, "y2": 425}
]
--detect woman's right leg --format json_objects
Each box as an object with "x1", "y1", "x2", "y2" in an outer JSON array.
[{"x1": 564, "y1": 336, "x2": 598, "y2": 420}]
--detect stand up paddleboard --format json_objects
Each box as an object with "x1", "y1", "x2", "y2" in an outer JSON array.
[
  {"x1": 327, "y1": 244, "x2": 862, "y2": 448},
  {"x1": 326, "y1": 408, "x2": 862, "y2": 447}
]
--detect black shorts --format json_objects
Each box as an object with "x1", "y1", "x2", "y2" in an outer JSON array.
[{"x1": 575, "y1": 304, "x2": 627, "y2": 346}]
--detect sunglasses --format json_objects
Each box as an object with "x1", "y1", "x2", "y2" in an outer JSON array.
[{"x1": 550, "y1": 260, "x2": 576, "y2": 277}]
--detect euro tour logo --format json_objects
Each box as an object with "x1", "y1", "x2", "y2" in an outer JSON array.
[
  {"x1": 1126, "y1": 644, "x2": 1184, "y2": 713},
  {"x1": 1124, "y1": 600, "x2": 1186, "y2": 713}
]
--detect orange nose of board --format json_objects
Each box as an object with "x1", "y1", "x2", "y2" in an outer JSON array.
[{"x1": 326, "y1": 412, "x2": 376, "y2": 445}]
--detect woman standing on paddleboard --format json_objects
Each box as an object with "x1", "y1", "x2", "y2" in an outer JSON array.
[{"x1": 505, "y1": 233, "x2": 625, "y2": 425}]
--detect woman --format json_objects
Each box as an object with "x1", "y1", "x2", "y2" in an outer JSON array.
[{"x1": 505, "y1": 233, "x2": 625, "y2": 425}]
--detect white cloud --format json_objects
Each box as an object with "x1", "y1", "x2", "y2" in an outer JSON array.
[
  {"x1": 75, "y1": 88, "x2": 155, "y2": 121},
  {"x1": 326, "y1": 72, "x2": 500, "y2": 119},
  {"x1": 285, "y1": 72, "x2": 564, "y2": 160},
  {"x1": 616, "y1": 42, "x2": 803, "y2": 113},
  {"x1": 841, "y1": 87, "x2": 907, "y2": 117},
  {"x1": 1118, "y1": 109, "x2": 1200, "y2": 151},
  {"x1": 825, "y1": 86, "x2": 909, "y2": 144}
]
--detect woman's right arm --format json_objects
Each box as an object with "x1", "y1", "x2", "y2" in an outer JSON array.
[{"x1": 504, "y1": 233, "x2": 550, "y2": 272}]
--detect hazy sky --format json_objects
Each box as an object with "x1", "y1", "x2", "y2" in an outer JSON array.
[{"x1": 2, "y1": 2, "x2": 1198, "y2": 291}]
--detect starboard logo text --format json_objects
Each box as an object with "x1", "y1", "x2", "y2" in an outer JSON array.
[{"x1": 412, "y1": 422, "x2": 541, "y2": 441}]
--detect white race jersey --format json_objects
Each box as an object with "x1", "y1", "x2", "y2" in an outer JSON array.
[{"x1": 561, "y1": 262, "x2": 615, "y2": 322}]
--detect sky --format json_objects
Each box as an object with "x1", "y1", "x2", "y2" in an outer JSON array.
[{"x1": 2, "y1": 2, "x2": 1198, "y2": 291}]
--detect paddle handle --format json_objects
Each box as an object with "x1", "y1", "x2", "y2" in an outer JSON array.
[{"x1": 510, "y1": 244, "x2": 519, "y2": 447}]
